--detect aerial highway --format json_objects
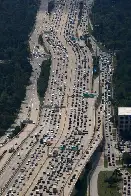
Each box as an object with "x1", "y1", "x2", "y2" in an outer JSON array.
[
  {"x1": 0, "y1": 0, "x2": 49, "y2": 171},
  {"x1": 89, "y1": 52, "x2": 115, "y2": 196},
  {"x1": 0, "y1": 0, "x2": 105, "y2": 195}
]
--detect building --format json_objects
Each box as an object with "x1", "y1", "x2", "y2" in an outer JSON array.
[{"x1": 118, "y1": 107, "x2": 131, "y2": 133}]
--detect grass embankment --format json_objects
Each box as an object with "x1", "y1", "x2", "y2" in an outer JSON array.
[
  {"x1": 77, "y1": 1, "x2": 83, "y2": 27},
  {"x1": 127, "y1": 168, "x2": 131, "y2": 174},
  {"x1": 85, "y1": 38, "x2": 94, "y2": 53},
  {"x1": 92, "y1": 55, "x2": 100, "y2": 79},
  {"x1": 98, "y1": 171, "x2": 121, "y2": 196},
  {"x1": 116, "y1": 159, "x2": 122, "y2": 166},
  {"x1": 112, "y1": 55, "x2": 117, "y2": 68},
  {"x1": 38, "y1": 34, "x2": 50, "y2": 54},
  {"x1": 7, "y1": 125, "x2": 24, "y2": 139},
  {"x1": 37, "y1": 58, "x2": 51, "y2": 103},
  {"x1": 104, "y1": 156, "x2": 108, "y2": 168},
  {"x1": 88, "y1": 21, "x2": 93, "y2": 35}
]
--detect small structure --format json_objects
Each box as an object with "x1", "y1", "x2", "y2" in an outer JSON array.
[{"x1": 118, "y1": 107, "x2": 131, "y2": 134}]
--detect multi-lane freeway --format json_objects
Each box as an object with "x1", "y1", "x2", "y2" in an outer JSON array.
[{"x1": 0, "y1": 0, "x2": 107, "y2": 195}]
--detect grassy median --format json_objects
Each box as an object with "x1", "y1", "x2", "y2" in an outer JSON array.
[
  {"x1": 127, "y1": 168, "x2": 131, "y2": 174},
  {"x1": 98, "y1": 171, "x2": 121, "y2": 196},
  {"x1": 104, "y1": 156, "x2": 108, "y2": 168},
  {"x1": 37, "y1": 57, "x2": 51, "y2": 103}
]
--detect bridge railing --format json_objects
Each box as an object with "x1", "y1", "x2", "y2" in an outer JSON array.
[
  {"x1": 68, "y1": 139, "x2": 103, "y2": 196},
  {"x1": 62, "y1": 132, "x2": 103, "y2": 196}
]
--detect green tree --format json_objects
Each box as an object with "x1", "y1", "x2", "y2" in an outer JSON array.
[{"x1": 122, "y1": 152, "x2": 131, "y2": 166}]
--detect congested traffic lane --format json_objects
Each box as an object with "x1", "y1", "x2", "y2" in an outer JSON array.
[
  {"x1": 1, "y1": 11, "x2": 66, "y2": 196},
  {"x1": 99, "y1": 52, "x2": 117, "y2": 167},
  {"x1": 0, "y1": 0, "x2": 49, "y2": 169},
  {"x1": 1, "y1": 2, "x2": 73, "y2": 194},
  {"x1": 1, "y1": 0, "x2": 103, "y2": 195},
  {"x1": 24, "y1": 0, "x2": 99, "y2": 195},
  {"x1": 122, "y1": 170, "x2": 131, "y2": 196}
]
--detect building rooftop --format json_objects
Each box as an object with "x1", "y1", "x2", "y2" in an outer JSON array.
[{"x1": 118, "y1": 107, "x2": 131, "y2": 115}]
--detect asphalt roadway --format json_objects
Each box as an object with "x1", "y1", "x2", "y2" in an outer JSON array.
[{"x1": 0, "y1": 0, "x2": 104, "y2": 195}]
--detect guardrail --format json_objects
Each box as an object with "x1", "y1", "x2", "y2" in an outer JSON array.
[
  {"x1": 60, "y1": 116, "x2": 103, "y2": 196},
  {"x1": 66, "y1": 107, "x2": 103, "y2": 195}
]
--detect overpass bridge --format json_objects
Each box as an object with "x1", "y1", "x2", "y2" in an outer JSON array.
[
  {"x1": 63, "y1": 135, "x2": 103, "y2": 196},
  {"x1": 62, "y1": 115, "x2": 103, "y2": 196}
]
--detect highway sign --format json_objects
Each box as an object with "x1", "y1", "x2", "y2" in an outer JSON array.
[{"x1": 83, "y1": 92, "x2": 96, "y2": 98}]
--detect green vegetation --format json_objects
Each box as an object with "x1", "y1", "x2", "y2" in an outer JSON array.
[
  {"x1": 93, "y1": 56, "x2": 99, "y2": 77},
  {"x1": 93, "y1": 56, "x2": 99, "y2": 67},
  {"x1": 91, "y1": 0, "x2": 131, "y2": 140},
  {"x1": 85, "y1": 38, "x2": 94, "y2": 53},
  {"x1": 122, "y1": 152, "x2": 131, "y2": 166},
  {"x1": 116, "y1": 159, "x2": 122, "y2": 166},
  {"x1": 98, "y1": 170, "x2": 122, "y2": 196},
  {"x1": 127, "y1": 168, "x2": 131, "y2": 174},
  {"x1": 48, "y1": 0, "x2": 55, "y2": 15},
  {"x1": 104, "y1": 156, "x2": 108, "y2": 168},
  {"x1": 88, "y1": 21, "x2": 93, "y2": 35},
  {"x1": 11, "y1": 126, "x2": 21, "y2": 138},
  {"x1": 78, "y1": 1, "x2": 83, "y2": 27},
  {"x1": 38, "y1": 35, "x2": 50, "y2": 54},
  {"x1": 0, "y1": 0, "x2": 40, "y2": 136},
  {"x1": 95, "y1": 89, "x2": 102, "y2": 109},
  {"x1": 112, "y1": 55, "x2": 117, "y2": 68},
  {"x1": 37, "y1": 58, "x2": 51, "y2": 102},
  {"x1": 6, "y1": 125, "x2": 25, "y2": 139},
  {"x1": 38, "y1": 34, "x2": 44, "y2": 46}
]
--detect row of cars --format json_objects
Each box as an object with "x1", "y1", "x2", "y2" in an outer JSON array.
[
  {"x1": 123, "y1": 171, "x2": 131, "y2": 196},
  {"x1": 2, "y1": 2, "x2": 67, "y2": 195},
  {"x1": 3, "y1": 0, "x2": 71, "y2": 195},
  {"x1": 28, "y1": 0, "x2": 98, "y2": 195},
  {"x1": 3, "y1": 0, "x2": 101, "y2": 195},
  {"x1": 100, "y1": 52, "x2": 117, "y2": 167}
]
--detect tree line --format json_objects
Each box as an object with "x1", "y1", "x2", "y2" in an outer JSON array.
[
  {"x1": 91, "y1": 0, "x2": 131, "y2": 139},
  {"x1": 0, "y1": 0, "x2": 40, "y2": 136}
]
